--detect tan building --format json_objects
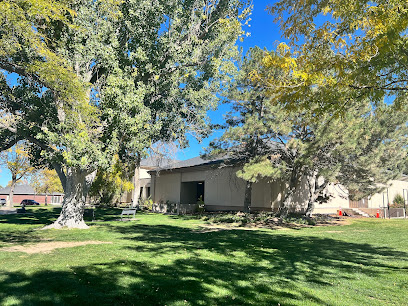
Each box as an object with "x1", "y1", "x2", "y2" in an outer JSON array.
[
  {"x1": 146, "y1": 156, "x2": 408, "y2": 215},
  {"x1": 124, "y1": 157, "x2": 179, "y2": 204}
]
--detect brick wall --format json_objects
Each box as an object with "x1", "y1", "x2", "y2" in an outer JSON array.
[{"x1": 0, "y1": 194, "x2": 50, "y2": 205}]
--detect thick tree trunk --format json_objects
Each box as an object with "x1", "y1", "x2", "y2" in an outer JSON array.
[
  {"x1": 7, "y1": 178, "x2": 16, "y2": 208},
  {"x1": 243, "y1": 181, "x2": 252, "y2": 213},
  {"x1": 44, "y1": 168, "x2": 96, "y2": 229}
]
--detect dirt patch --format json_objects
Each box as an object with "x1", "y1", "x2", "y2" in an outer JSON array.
[{"x1": 2, "y1": 241, "x2": 112, "y2": 254}]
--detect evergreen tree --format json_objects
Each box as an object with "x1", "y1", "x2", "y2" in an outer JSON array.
[{"x1": 208, "y1": 47, "x2": 408, "y2": 216}]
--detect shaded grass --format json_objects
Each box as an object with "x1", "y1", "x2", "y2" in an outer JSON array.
[{"x1": 1, "y1": 208, "x2": 408, "y2": 305}]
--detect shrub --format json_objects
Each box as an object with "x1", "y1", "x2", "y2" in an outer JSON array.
[
  {"x1": 140, "y1": 197, "x2": 153, "y2": 210},
  {"x1": 392, "y1": 194, "x2": 405, "y2": 208}
]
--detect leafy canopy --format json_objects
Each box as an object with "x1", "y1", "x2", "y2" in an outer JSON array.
[
  {"x1": 1, "y1": 0, "x2": 251, "y2": 180},
  {"x1": 0, "y1": 0, "x2": 86, "y2": 103},
  {"x1": 264, "y1": 0, "x2": 408, "y2": 114}
]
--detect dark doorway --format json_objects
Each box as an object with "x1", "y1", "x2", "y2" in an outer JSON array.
[
  {"x1": 197, "y1": 182, "x2": 204, "y2": 202},
  {"x1": 180, "y1": 181, "x2": 205, "y2": 204}
]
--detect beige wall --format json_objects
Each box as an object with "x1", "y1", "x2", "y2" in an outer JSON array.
[
  {"x1": 251, "y1": 179, "x2": 284, "y2": 211},
  {"x1": 368, "y1": 179, "x2": 408, "y2": 208},
  {"x1": 151, "y1": 165, "x2": 408, "y2": 214},
  {"x1": 313, "y1": 184, "x2": 349, "y2": 214},
  {"x1": 152, "y1": 167, "x2": 247, "y2": 210},
  {"x1": 152, "y1": 168, "x2": 327, "y2": 212},
  {"x1": 153, "y1": 172, "x2": 181, "y2": 203},
  {"x1": 139, "y1": 168, "x2": 151, "y2": 179}
]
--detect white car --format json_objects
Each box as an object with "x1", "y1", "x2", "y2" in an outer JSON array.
[{"x1": 0, "y1": 198, "x2": 6, "y2": 206}]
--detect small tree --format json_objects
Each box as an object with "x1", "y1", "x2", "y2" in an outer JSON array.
[
  {"x1": 89, "y1": 157, "x2": 134, "y2": 206},
  {"x1": 0, "y1": 143, "x2": 34, "y2": 207},
  {"x1": 30, "y1": 168, "x2": 63, "y2": 205},
  {"x1": 392, "y1": 194, "x2": 405, "y2": 208}
]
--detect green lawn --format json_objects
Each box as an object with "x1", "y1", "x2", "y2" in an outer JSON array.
[{"x1": 0, "y1": 208, "x2": 407, "y2": 305}]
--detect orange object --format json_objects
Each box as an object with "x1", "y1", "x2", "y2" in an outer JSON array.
[
  {"x1": 339, "y1": 207, "x2": 342, "y2": 216},
  {"x1": 376, "y1": 209, "x2": 380, "y2": 218}
]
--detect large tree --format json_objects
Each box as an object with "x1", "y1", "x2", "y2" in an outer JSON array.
[
  {"x1": 208, "y1": 47, "x2": 408, "y2": 216},
  {"x1": 0, "y1": 0, "x2": 250, "y2": 228}
]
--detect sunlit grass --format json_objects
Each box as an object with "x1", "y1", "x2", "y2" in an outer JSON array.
[{"x1": 1, "y1": 208, "x2": 407, "y2": 305}]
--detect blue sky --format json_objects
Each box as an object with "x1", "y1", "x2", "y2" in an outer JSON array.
[
  {"x1": 0, "y1": 0, "x2": 282, "y2": 187},
  {"x1": 177, "y1": 0, "x2": 283, "y2": 160}
]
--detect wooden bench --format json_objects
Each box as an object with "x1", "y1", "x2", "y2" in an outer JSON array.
[{"x1": 121, "y1": 209, "x2": 136, "y2": 221}]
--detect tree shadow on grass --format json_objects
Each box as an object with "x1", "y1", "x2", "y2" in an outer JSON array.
[
  {"x1": 104, "y1": 224, "x2": 408, "y2": 280},
  {"x1": 0, "y1": 207, "x2": 140, "y2": 225},
  {"x1": 0, "y1": 208, "x2": 61, "y2": 226},
  {"x1": 1, "y1": 222, "x2": 407, "y2": 305}
]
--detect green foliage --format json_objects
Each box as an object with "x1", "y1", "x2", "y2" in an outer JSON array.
[
  {"x1": 208, "y1": 47, "x2": 408, "y2": 215},
  {"x1": 266, "y1": 1, "x2": 408, "y2": 115},
  {"x1": 30, "y1": 168, "x2": 63, "y2": 194},
  {"x1": 140, "y1": 197, "x2": 153, "y2": 210},
  {"x1": 1, "y1": 0, "x2": 250, "y2": 172},
  {"x1": 0, "y1": 0, "x2": 86, "y2": 103},
  {"x1": 0, "y1": 143, "x2": 34, "y2": 183},
  {"x1": 202, "y1": 212, "x2": 317, "y2": 226},
  {"x1": 0, "y1": 0, "x2": 251, "y2": 225},
  {"x1": 89, "y1": 157, "x2": 134, "y2": 206},
  {"x1": 392, "y1": 194, "x2": 405, "y2": 208}
]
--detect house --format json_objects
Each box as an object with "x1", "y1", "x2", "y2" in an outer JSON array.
[
  {"x1": 0, "y1": 184, "x2": 64, "y2": 205},
  {"x1": 147, "y1": 156, "x2": 408, "y2": 215}
]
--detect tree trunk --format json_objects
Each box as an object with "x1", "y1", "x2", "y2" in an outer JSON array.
[
  {"x1": 278, "y1": 170, "x2": 301, "y2": 217},
  {"x1": 305, "y1": 198, "x2": 315, "y2": 217},
  {"x1": 7, "y1": 178, "x2": 16, "y2": 208},
  {"x1": 305, "y1": 175, "x2": 327, "y2": 218},
  {"x1": 243, "y1": 181, "x2": 252, "y2": 213},
  {"x1": 44, "y1": 168, "x2": 96, "y2": 229},
  {"x1": 132, "y1": 156, "x2": 141, "y2": 208},
  {"x1": 279, "y1": 191, "x2": 293, "y2": 217}
]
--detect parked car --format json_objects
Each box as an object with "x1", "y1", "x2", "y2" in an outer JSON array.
[
  {"x1": 20, "y1": 199, "x2": 40, "y2": 206},
  {"x1": 0, "y1": 198, "x2": 6, "y2": 206}
]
